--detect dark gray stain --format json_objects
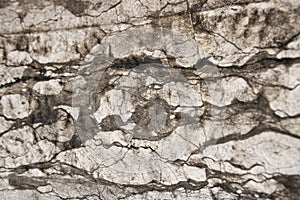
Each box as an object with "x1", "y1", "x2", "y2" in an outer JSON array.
[
  {"x1": 194, "y1": 57, "x2": 214, "y2": 69},
  {"x1": 75, "y1": 109, "x2": 99, "y2": 143},
  {"x1": 275, "y1": 175, "x2": 300, "y2": 197},
  {"x1": 54, "y1": 0, "x2": 87, "y2": 16},
  {"x1": 111, "y1": 56, "x2": 163, "y2": 69},
  {"x1": 28, "y1": 96, "x2": 58, "y2": 125},
  {"x1": 0, "y1": 0, "x2": 9, "y2": 8},
  {"x1": 265, "y1": 9, "x2": 288, "y2": 26},
  {"x1": 100, "y1": 115, "x2": 125, "y2": 131},
  {"x1": 8, "y1": 174, "x2": 47, "y2": 189}
]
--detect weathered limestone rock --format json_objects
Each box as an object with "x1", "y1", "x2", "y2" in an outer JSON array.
[
  {"x1": 33, "y1": 79, "x2": 63, "y2": 95},
  {"x1": 0, "y1": 0, "x2": 299, "y2": 199},
  {"x1": 6, "y1": 51, "x2": 33, "y2": 66},
  {"x1": 0, "y1": 94, "x2": 31, "y2": 119}
]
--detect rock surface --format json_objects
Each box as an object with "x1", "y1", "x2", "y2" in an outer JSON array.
[{"x1": 0, "y1": 0, "x2": 299, "y2": 199}]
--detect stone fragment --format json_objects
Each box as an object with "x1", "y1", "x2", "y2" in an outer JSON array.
[
  {"x1": 6, "y1": 51, "x2": 33, "y2": 65},
  {"x1": 267, "y1": 86, "x2": 300, "y2": 117},
  {"x1": 205, "y1": 77, "x2": 256, "y2": 106},
  {"x1": 33, "y1": 79, "x2": 63, "y2": 95},
  {"x1": 0, "y1": 65, "x2": 26, "y2": 86},
  {"x1": 0, "y1": 94, "x2": 31, "y2": 119}
]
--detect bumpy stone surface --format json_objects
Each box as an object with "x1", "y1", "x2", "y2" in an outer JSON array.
[{"x1": 0, "y1": 0, "x2": 299, "y2": 199}]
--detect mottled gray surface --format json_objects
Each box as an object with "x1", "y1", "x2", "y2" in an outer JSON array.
[{"x1": 0, "y1": 0, "x2": 300, "y2": 199}]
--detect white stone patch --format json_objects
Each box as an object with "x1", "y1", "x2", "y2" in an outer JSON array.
[
  {"x1": 277, "y1": 49, "x2": 300, "y2": 59},
  {"x1": 73, "y1": 76, "x2": 87, "y2": 89},
  {"x1": 94, "y1": 130, "x2": 132, "y2": 146},
  {"x1": 6, "y1": 51, "x2": 33, "y2": 65},
  {"x1": 70, "y1": 124, "x2": 208, "y2": 185},
  {"x1": 124, "y1": 187, "x2": 213, "y2": 200},
  {"x1": 0, "y1": 116, "x2": 14, "y2": 133},
  {"x1": 256, "y1": 64, "x2": 300, "y2": 89},
  {"x1": 93, "y1": 27, "x2": 207, "y2": 68},
  {"x1": 245, "y1": 179, "x2": 284, "y2": 194},
  {"x1": 205, "y1": 77, "x2": 256, "y2": 106},
  {"x1": 0, "y1": 125, "x2": 59, "y2": 168},
  {"x1": 156, "y1": 125, "x2": 206, "y2": 161},
  {"x1": 0, "y1": 126, "x2": 34, "y2": 165},
  {"x1": 89, "y1": 144, "x2": 207, "y2": 185},
  {"x1": 0, "y1": 49, "x2": 4, "y2": 64},
  {"x1": 169, "y1": 114, "x2": 176, "y2": 119},
  {"x1": 183, "y1": 164, "x2": 206, "y2": 182},
  {"x1": 6, "y1": 140, "x2": 57, "y2": 168},
  {"x1": 120, "y1": 122, "x2": 136, "y2": 131},
  {"x1": 200, "y1": 131, "x2": 300, "y2": 175},
  {"x1": 214, "y1": 111, "x2": 259, "y2": 137},
  {"x1": 29, "y1": 30, "x2": 83, "y2": 64},
  {"x1": 268, "y1": 85, "x2": 300, "y2": 117},
  {"x1": 116, "y1": 69, "x2": 203, "y2": 107},
  {"x1": 37, "y1": 185, "x2": 53, "y2": 193},
  {"x1": 0, "y1": 94, "x2": 31, "y2": 119},
  {"x1": 0, "y1": 175, "x2": 10, "y2": 191},
  {"x1": 56, "y1": 105, "x2": 80, "y2": 120},
  {"x1": 23, "y1": 168, "x2": 45, "y2": 177},
  {"x1": 277, "y1": 34, "x2": 300, "y2": 59},
  {"x1": 161, "y1": 82, "x2": 203, "y2": 107},
  {"x1": 0, "y1": 65, "x2": 26, "y2": 86},
  {"x1": 55, "y1": 148, "x2": 98, "y2": 172},
  {"x1": 0, "y1": 190, "x2": 60, "y2": 200},
  {"x1": 0, "y1": 9, "x2": 23, "y2": 34},
  {"x1": 23, "y1": 5, "x2": 63, "y2": 28},
  {"x1": 279, "y1": 118, "x2": 300, "y2": 137},
  {"x1": 93, "y1": 89, "x2": 135, "y2": 123},
  {"x1": 33, "y1": 79, "x2": 63, "y2": 95}
]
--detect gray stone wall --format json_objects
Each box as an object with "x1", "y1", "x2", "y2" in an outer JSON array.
[{"x1": 0, "y1": 0, "x2": 299, "y2": 199}]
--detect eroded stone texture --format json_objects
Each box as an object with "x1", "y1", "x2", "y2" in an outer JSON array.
[
  {"x1": 0, "y1": 0, "x2": 299, "y2": 199},
  {"x1": 0, "y1": 94, "x2": 31, "y2": 119}
]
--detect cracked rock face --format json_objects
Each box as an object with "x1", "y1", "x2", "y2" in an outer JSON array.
[{"x1": 0, "y1": 0, "x2": 300, "y2": 199}]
